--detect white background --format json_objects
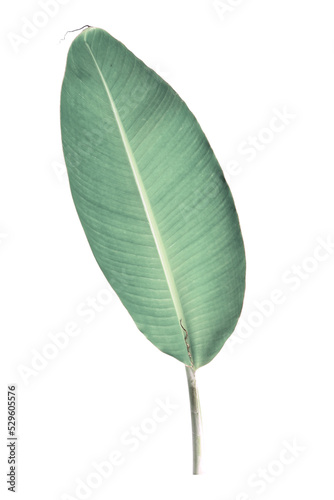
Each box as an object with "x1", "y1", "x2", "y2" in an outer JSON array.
[{"x1": 1, "y1": 0, "x2": 334, "y2": 499}]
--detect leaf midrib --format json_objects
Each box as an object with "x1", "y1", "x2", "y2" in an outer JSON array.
[{"x1": 83, "y1": 34, "x2": 193, "y2": 367}]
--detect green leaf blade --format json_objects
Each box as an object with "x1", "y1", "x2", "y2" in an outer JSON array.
[{"x1": 61, "y1": 27, "x2": 246, "y2": 369}]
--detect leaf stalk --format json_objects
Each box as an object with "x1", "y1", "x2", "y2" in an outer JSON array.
[{"x1": 185, "y1": 365, "x2": 203, "y2": 474}]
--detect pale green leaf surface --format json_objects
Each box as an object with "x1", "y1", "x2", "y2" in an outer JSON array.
[{"x1": 60, "y1": 27, "x2": 246, "y2": 369}]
